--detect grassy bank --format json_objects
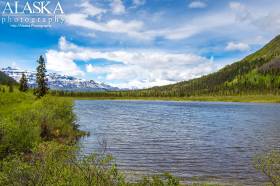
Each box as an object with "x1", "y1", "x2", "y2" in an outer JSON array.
[
  {"x1": 0, "y1": 89, "x2": 85, "y2": 158},
  {"x1": 63, "y1": 95, "x2": 280, "y2": 103}
]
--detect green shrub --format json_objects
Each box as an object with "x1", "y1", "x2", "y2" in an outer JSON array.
[
  {"x1": 0, "y1": 142, "x2": 183, "y2": 186},
  {"x1": 0, "y1": 106, "x2": 41, "y2": 158},
  {"x1": 0, "y1": 142, "x2": 126, "y2": 186},
  {"x1": 0, "y1": 94, "x2": 85, "y2": 158},
  {"x1": 136, "y1": 173, "x2": 180, "y2": 186},
  {"x1": 32, "y1": 96, "x2": 84, "y2": 144}
]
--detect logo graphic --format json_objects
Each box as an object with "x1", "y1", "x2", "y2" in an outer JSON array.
[{"x1": 1, "y1": 1, "x2": 65, "y2": 28}]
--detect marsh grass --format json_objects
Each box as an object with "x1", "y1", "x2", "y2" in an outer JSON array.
[{"x1": 59, "y1": 95, "x2": 280, "y2": 103}]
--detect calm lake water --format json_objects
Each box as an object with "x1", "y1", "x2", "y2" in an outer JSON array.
[{"x1": 74, "y1": 100, "x2": 280, "y2": 185}]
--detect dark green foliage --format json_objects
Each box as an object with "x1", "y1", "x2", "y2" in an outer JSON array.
[
  {"x1": 8, "y1": 83, "x2": 13, "y2": 93},
  {"x1": 34, "y1": 55, "x2": 48, "y2": 98},
  {"x1": 137, "y1": 173, "x2": 180, "y2": 186},
  {"x1": 19, "y1": 73, "x2": 28, "y2": 92},
  {"x1": 0, "y1": 93, "x2": 85, "y2": 159},
  {"x1": 0, "y1": 142, "x2": 122, "y2": 186},
  {"x1": 259, "y1": 58, "x2": 280, "y2": 75},
  {"x1": 0, "y1": 142, "x2": 182, "y2": 186},
  {"x1": 0, "y1": 87, "x2": 5, "y2": 93},
  {"x1": 0, "y1": 71, "x2": 17, "y2": 85}
]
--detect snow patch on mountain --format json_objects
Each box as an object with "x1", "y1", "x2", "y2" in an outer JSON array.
[{"x1": 1, "y1": 67, "x2": 120, "y2": 91}]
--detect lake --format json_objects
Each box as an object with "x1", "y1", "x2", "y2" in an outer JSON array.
[{"x1": 74, "y1": 100, "x2": 280, "y2": 185}]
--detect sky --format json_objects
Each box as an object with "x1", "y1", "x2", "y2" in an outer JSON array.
[{"x1": 0, "y1": 0, "x2": 280, "y2": 89}]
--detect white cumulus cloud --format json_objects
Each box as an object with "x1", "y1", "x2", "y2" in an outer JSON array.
[
  {"x1": 45, "y1": 37, "x2": 216, "y2": 89},
  {"x1": 45, "y1": 53, "x2": 84, "y2": 77},
  {"x1": 229, "y1": 2, "x2": 251, "y2": 22},
  {"x1": 111, "y1": 0, "x2": 126, "y2": 15},
  {"x1": 188, "y1": 1, "x2": 207, "y2": 9},
  {"x1": 225, "y1": 42, "x2": 250, "y2": 51},
  {"x1": 86, "y1": 64, "x2": 95, "y2": 72},
  {"x1": 64, "y1": 13, "x2": 145, "y2": 39},
  {"x1": 63, "y1": 0, "x2": 235, "y2": 41},
  {"x1": 79, "y1": 0, "x2": 106, "y2": 17}
]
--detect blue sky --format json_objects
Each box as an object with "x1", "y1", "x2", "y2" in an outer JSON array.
[{"x1": 0, "y1": 0, "x2": 280, "y2": 88}]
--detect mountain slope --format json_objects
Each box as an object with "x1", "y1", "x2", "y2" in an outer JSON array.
[
  {"x1": 0, "y1": 70, "x2": 17, "y2": 85},
  {"x1": 140, "y1": 35, "x2": 280, "y2": 96},
  {"x1": 1, "y1": 67, "x2": 119, "y2": 92}
]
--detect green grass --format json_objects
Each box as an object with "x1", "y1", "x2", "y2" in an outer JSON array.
[{"x1": 0, "y1": 89, "x2": 85, "y2": 158}]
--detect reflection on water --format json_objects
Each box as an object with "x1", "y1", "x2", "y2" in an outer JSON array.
[{"x1": 74, "y1": 100, "x2": 280, "y2": 185}]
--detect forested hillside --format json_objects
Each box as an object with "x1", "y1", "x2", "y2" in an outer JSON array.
[
  {"x1": 0, "y1": 70, "x2": 17, "y2": 85},
  {"x1": 53, "y1": 35, "x2": 280, "y2": 98}
]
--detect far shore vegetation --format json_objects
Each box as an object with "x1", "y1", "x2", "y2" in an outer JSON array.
[{"x1": 51, "y1": 91, "x2": 280, "y2": 103}]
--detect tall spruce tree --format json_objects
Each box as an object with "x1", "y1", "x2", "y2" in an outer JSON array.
[
  {"x1": 8, "y1": 82, "x2": 13, "y2": 93},
  {"x1": 34, "y1": 55, "x2": 48, "y2": 98},
  {"x1": 19, "y1": 73, "x2": 28, "y2": 92}
]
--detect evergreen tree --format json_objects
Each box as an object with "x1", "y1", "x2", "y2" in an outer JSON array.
[
  {"x1": 8, "y1": 83, "x2": 13, "y2": 93},
  {"x1": 19, "y1": 73, "x2": 28, "y2": 92},
  {"x1": 34, "y1": 55, "x2": 48, "y2": 98}
]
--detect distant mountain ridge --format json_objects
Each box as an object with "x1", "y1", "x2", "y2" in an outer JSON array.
[{"x1": 1, "y1": 67, "x2": 120, "y2": 92}]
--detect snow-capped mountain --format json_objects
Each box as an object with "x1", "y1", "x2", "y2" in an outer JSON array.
[{"x1": 1, "y1": 67, "x2": 120, "y2": 91}]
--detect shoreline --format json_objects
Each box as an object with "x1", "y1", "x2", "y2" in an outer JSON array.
[{"x1": 61, "y1": 95, "x2": 280, "y2": 103}]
